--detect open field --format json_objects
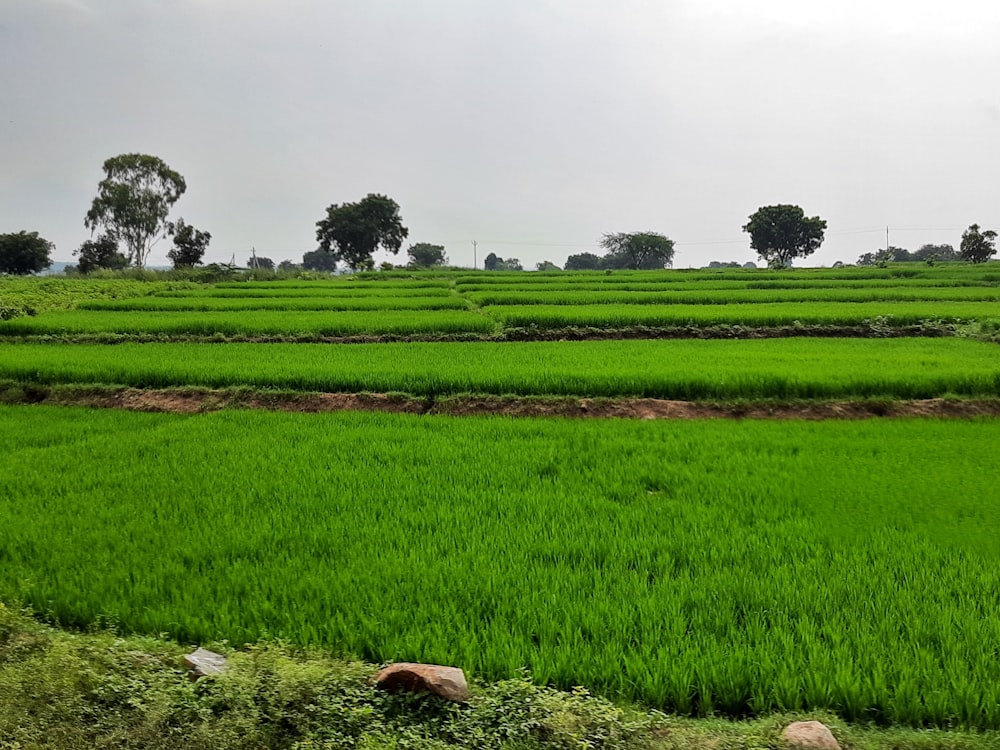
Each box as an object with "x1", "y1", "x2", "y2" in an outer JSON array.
[
  {"x1": 3, "y1": 405, "x2": 1000, "y2": 728},
  {"x1": 2, "y1": 338, "x2": 999, "y2": 399}
]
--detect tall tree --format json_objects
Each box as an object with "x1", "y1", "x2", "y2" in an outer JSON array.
[
  {"x1": 315, "y1": 194, "x2": 408, "y2": 272},
  {"x1": 563, "y1": 252, "x2": 603, "y2": 271},
  {"x1": 84, "y1": 153, "x2": 187, "y2": 268},
  {"x1": 166, "y1": 219, "x2": 211, "y2": 269},
  {"x1": 599, "y1": 232, "x2": 675, "y2": 270},
  {"x1": 302, "y1": 248, "x2": 339, "y2": 272},
  {"x1": 407, "y1": 242, "x2": 447, "y2": 267},
  {"x1": 75, "y1": 234, "x2": 127, "y2": 273},
  {"x1": 742, "y1": 205, "x2": 826, "y2": 268},
  {"x1": 0, "y1": 231, "x2": 53, "y2": 275},
  {"x1": 959, "y1": 224, "x2": 998, "y2": 263}
]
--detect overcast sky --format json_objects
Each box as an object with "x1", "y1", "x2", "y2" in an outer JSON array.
[{"x1": 3, "y1": 0, "x2": 999, "y2": 269}]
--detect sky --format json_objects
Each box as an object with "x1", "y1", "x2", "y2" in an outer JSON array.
[{"x1": 2, "y1": 0, "x2": 999, "y2": 270}]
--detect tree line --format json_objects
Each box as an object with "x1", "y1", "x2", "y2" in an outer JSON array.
[{"x1": 1, "y1": 153, "x2": 997, "y2": 275}]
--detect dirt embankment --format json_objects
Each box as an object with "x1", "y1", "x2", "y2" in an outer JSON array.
[{"x1": 10, "y1": 385, "x2": 1000, "y2": 420}]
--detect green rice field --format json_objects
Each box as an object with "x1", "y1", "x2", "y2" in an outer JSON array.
[{"x1": 4, "y1": 406, "x2": 1000, "y2": 727}]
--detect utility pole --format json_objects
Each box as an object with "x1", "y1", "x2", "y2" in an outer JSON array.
[
  {"x1": 472, "y1": 240, "x2": 478, "y2": 270},
  {"x1": 886, "y1": 226, "x2": 890, "y2": 254}
]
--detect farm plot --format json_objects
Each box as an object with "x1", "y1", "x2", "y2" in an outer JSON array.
[
  {"x1": 2, "y1": 338, "x2": 999, "y2": 399},
  {"x1": 2, "y1": 406, "x2": 999, "y2": 727}
]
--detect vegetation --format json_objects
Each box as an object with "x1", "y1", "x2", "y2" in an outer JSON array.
[
  {"x1": 74, "y1": 234, "x2": 128, "y2": 273},
  {"x1": 0, "y1": 230, "x2": 54, "y2": 275},
  {"x1": 599, "y1": 232, "x2": 675, "y2": 270},
  {"x1": 3, "y1": 407, "x2": 1000, "y2": 729},
  {"x1": 166, "y1": 218, "x2": 212, "y2": 268},
  {"x1": 960, "y1": 223, "x2": 998, "y2": 263},
  {"x1": 407, "y1": 242, "x2": 448, "y2": 267},
  {"x1": 316, "y1": 193, "x2": 409, "y2": 271},
  {"x1": 84, "y1": 153, "x2": 187, "y2": 268},
  {"x1": 742, "y1": 205, "x2": 827, "y2": 268}
]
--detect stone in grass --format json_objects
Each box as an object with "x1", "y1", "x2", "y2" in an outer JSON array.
[
  {"x1": 781, "y1": 720, "x2": 841, "y2": 750},
  {"x1": 184, "y1": 647, "x2": 228, "y2": 678},
  {"x1": 374, "y1": 662, "x2": 470, "y2": 703}
]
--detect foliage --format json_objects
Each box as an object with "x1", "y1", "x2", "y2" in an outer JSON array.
[
  {"x1": 484, "y1": 252, "x2": 500, "y2": 271},
  {"x1": 247, "y1": 256, "x2": 275, "y2": 271},
  {"x1": 535, "y1": 260, "x2": 561, "y2": 272},
  {"x1": 599, "y1": 232, "x2": 675, "y2": 270},
  {"x1": 3, "y1": 408, "x2": 1000, "y2": 728},
  {"x1": 75, "y1": 234, "x2": 127, "y2": 274},
  {"x1": 564, "y1": 252, "x2": 603, "y2": 271},
  {"x1": 302, "y1": 248, "x2": 339, "y2": 272},
  {"x1": 277, "y1": 260, "x2": 302, "y2": 273},
  {"x1": 166, "y1": 218, "x2": 211, "y2": 268},
  {"x1": 84, "y1": 153, "x2": 187, "y2": 268},
  {"x1": 742, "y1": 205, "x2": 826, "y2": 268},
  {"x1": 483, "y1": 252, "x2": 523, "y2": 271},
  {"x1": 407, "y1": 242, "x2": 448, "y2": 267},
  {"x1": 959, "y1": 224, "x2": 998, "y2": 263},
  {"x1": 315, "y1": 194, "x2": 408, "y2": 271},
  {"x1": 913, "y1": 243, "x2": 957, "y2": 261},
  {"x1": 0, "y1": 231, "x2": 54, "y2": 275}
]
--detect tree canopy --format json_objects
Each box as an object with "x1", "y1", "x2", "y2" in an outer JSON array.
[
  {"x1": 959, "y1": 224, "x2": 998, "y2": 263},
  {"x1": 742, "y1": 205, "x2": 826, "y2": 268},
  {"x1": 563, "y1": 252, "x2": 603, "y2": 271},
  {"x1": 599, "y1": 232, "x2": 675, "y2": 270},
  {"x1": 75, "y1": 234, "x2": 127, "y2": 273},
  {"x1": 407, "y1": 242, "x2": 447, "y2": 267},
  {"x1": 166, "y1": 219, "x2": 211, "y2": 269},
  {"x1": 315, "y1": 194, "x2": 408, "y2": 272},
  {"x1": 247, "y1": 255, "x2": 275, "y2": 271},
  {"x1": 84, "y1": 153, "x2": 187, "y2": 268},
  {"x1": 302, "y1": 248, "x2": 339, "y2": 272},
  {"x1": 0, "y1": 231, "x2": 53, "y2": 275}
]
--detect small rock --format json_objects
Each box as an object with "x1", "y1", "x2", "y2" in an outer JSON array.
[
  {"x1": 184, "y1": 647, "x2": 227, "y2": 678},
  {"x1": 781, "y1": 720, "x2": 840, "y2": 750},
  {"x1": 375, "y1": 662, "x2": 470, "y2": 702}
]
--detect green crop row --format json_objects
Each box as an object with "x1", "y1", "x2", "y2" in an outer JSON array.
[
  {"x1": 486, "y1": 301, "x2": 1000, "y2": 328},
  {"x1": 465, "y1": 287, "x2": 1000, "y2": 306},
  {"x1": 79, "y1": 296, "x2": 469, "y2": 312},
  {"x1": 2, "y1": 338, "x2": 998, "y2": 399},
  {"x1": 0, "y1": 309, "x2": 493, "y2": 337},
  {"x1": 3, "y1": 406, "x2": 999, "y2": 727},
  {"x1": 0, "y1": 278, "x2": 197, "y2": 314},
  {"x1": 152, "y1": 286, "x2": 453, "y2": 298}
]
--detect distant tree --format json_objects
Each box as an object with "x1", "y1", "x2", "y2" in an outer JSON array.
[
  {"x1": 277, "y1": 260, "x2": 302, "y2": 273},
  {"x1": 0, "y1": 231, "x2": 53, "y2": 275},
  {"x1": 706, "y1": 261, "x2": 741, "y2": 269},
  {"x1": 497, "y1": 257, "x2": 523, "y2": 271},
  {"x1": 857, "y1": 247, "x2": 909, "y2": 266},
  {"x1": 564, "y1": 252, "x2": 603, "y2": 271},
  {"x1": 535, "y1": 260, "x2": 561, "y2": 271},
  {"x1": 407, "y1": 242, "x2": 447, "y2": 267},
  {"x1": 913, "y1": 243, "x2": 957, "y2": 262},
  {"x1": 599, "y1": 232, "x2": 674, "y2": 270},
  {"x1": 247, "y1": 255, "x2": 274, "y2": 271},
  {"x1": 302, "y1": 248, "x2": 339, "y2": 272},
  {"x1": 75, "y1": 234, "x2": 127, "y2": 273},
  {"x1": 959, "y1": 224, "x2": 998, "y2": 263},
  {"x1": 484, "y1": 252, "x2": 501, "y2": 271},
  {"x1": 742, "y1": 262, "x2": 757, "y2": 269},
  {"x1": 84, "y1": 153, "x2": 186, "y2": 268},
  {"x1": 315, "y1": 193, "x2": 408, "y2": 271},
  {"x1": 166, "y1": 219, "x2": 211, "y2": 269},
  {"x1": 742, "y1": 205, "x2": 826, "y2": 268}
]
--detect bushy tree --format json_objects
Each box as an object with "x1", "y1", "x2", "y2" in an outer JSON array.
[
  {"x1": 913, "y1": 243, "x2": 957, "y2": 262},
  {"x1": 166, "y1": 219, "x2": 211, "y2": 268},
  {"x1": 302, "y1": 249, "x2": 339, "y2": 272},
  {"x1": 0, "y1": 231, "x2": 53, "y2": 275},
  {"x1": 535, "y1": 260, "x2": 560, "y2": 271},
  {"x1": 315, "y1": 194, "x2": 408, "y2": 271},
  {"x1": 564, "y1": 252, "x2": 602, "y2": 271},
  {"x1": 247, "y1": 255, "x2": 274, "y2": 271},
  {"x1": 599, "y1": 232, "x2": 674, "y2": 270},
  {"x1": 742, "y1": 205, "x2": 826, "y2": 268},
  {"x1": 407, "y1": 242, "x2": 447, "y2": 267},
  {"x1": 277, "y1": 260, "x2": 302, "y2": 273},
  {"x1": 484, "y1": 252, "x2": 500, "y2": 271},
  {"x1": 959, "y1": 224, "x2": 998, "y2": 263},
  {"x1": 75, "y1": 234, "x2": 127, "y2": 273},
  {"x1": 84, "y1": 153, "x2": 186, "y2": 268}
]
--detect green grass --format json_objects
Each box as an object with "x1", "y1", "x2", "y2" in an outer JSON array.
[
  {"x1": 1, "y1": 338, "x2": 998, "y2": 398},
  {"x1": 3, "y1": 406, "x2": 1000, "y2": 728},
  {"x1": 79, "y1": 295, "x2": 470, "y2": 311}
]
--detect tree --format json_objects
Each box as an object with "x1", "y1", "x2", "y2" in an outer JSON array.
[
  {"x1": 407, "y1": 242, "x2": 447, "y2": 267},
  {"x1": 166, "y1": 219, "x2": 211, "y2": 269},
  {"x1": 564, "y1": 252, "x2": 603, "y2": 271},
  {"x1": 959, "y1": 224, "x2": 998, "y2": 263},
  {"x1": 0, "y1": 231, "x2": 53, "y2": 275},
  {"x1": 315, "y1": 193, "x2": 408, "y2": 271},
  {"x1": 84, "y1": 153, "x2": 187, "y2": 268},
  {"x1": 484, "y1": 252, "x2": 500, "y2": 271},
  {"x1": 277, "y1": 260, "x2": 302, "y2": 273},
  {"x1": 75, "y1": 234, "x2": 127, "y2": 273},
  {"x1": 742, "y1": 205, "x2": 826, "y2": 268},
  {"x1": 302, "y1": 248, "x2": 339, "y2": 272},
  {"x1": 599, "y1": 232, "x2": 675, "y2": 270},
  {"x1": 247, "y1": 255, "x2": 274, "y2": 270},
  {"x1": 912, "y1": 243, "x2": 957, "y2": 262},
  {"x1": 535, "y1": 260, "x2": 561, "y2": 271}
]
